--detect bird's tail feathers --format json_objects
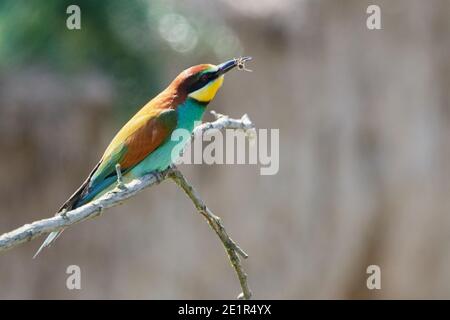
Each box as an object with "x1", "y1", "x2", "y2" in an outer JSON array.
[
  {"x1": 33, "y1": 158, "x2": 101, "y2": 258},
  {"x1": 33, "y1": 229, "x2": 64, "y2": 259},
  {"x1": 33, "y1": 176, "x2": 90, "y2": 258}
]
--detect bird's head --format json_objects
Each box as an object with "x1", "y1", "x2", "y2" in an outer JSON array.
[{"x1": 171, "y1": 57, "x2": 252, "y2": 104}]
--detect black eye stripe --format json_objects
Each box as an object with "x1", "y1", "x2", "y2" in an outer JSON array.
[
  {"x1": 200, "y1": 72, "x2": 213, "y2": 83},
  {"x1": 187, "y1": 72, "x2": 216, "y2": 93}
]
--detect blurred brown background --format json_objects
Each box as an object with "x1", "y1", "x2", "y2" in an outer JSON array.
[{"x1": 1, "y1": 0, "x2": 450, "y2": 299}]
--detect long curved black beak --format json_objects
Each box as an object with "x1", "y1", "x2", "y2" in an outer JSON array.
[{"x1": 216, "y1": 56, "x2": 252, "y2": 76}]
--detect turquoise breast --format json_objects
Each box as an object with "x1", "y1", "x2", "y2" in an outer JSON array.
[{"x1": 129, "y1": 98, "x2": 206, "y2": 177}]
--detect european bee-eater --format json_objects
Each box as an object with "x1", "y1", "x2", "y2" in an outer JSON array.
[{"x1": 34, "y1": 57, "x2": 252, "y2": 258}]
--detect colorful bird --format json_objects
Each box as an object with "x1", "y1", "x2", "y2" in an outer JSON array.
[{"x1": 33, "y1": 57, "x2": 252, "y2": 258}]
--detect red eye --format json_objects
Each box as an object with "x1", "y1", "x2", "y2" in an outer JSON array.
[{"x1": 200, "y1": 74, "x2": 209, "y2": 82}]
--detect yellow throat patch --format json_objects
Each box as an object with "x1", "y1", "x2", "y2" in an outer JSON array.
[{"x1": 188, "y1": 75, "x2": 224, "y2": 102}]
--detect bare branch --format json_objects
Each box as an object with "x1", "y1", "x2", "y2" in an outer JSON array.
[
  {"x1": 169, "y1": 168, "x2": 252, "y2": 299},
  {"x1": 0, "y1": 112, "x2": 254, "y2": 299}
]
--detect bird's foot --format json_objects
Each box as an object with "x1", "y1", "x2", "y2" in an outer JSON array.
[
  {"x1": 60, "y1": 208, "x2": 69, "y2": 221},
  {"x1": 151, "y1": 171, "x2": 163, "y2": 184},
  {"x1": 116, "y1": 182, "x2": 126, "y2": 190},
  {"x1": 115, "y1": 164, "x2": 127, "y2": 190}
]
